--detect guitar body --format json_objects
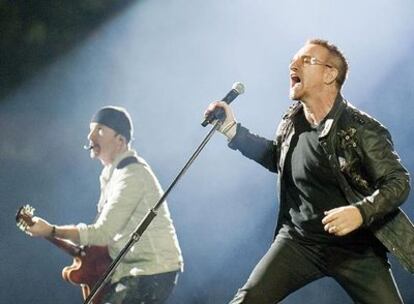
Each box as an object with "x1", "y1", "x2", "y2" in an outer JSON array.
[
  {"x1": 62, "y1": 245, "x2": 112, "y2": 304},
  {"x1": 16, "y1": 205, "x2": 113, "y2": 304}
]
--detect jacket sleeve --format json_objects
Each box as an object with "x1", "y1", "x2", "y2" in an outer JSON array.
[
  {"x1": 228, "y1": 123, "x2": 279, "y2": 173},
  {"x1": 354, "y1": 121, "x2": 411, "y2": 226}
]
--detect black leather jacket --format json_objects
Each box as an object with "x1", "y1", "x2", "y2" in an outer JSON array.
[{"x1": 229, "y1": 96, "x2": 414, "y2": 273}]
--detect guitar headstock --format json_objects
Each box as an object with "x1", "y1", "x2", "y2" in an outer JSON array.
[{"x1": 16, "y1": 204, "x2": 36, "y2": 234}]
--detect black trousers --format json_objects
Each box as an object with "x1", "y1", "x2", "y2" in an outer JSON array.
[
  {"x1": 101, "y1": 271, "x2": 179, "y2": 304},
  {"x1": 229, "y1": 235, "x2": 403, "y2": 304}
]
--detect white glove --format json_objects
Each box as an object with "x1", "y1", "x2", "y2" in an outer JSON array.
[{"x1": 204, "y1": 101, "x2": 237, "y2": 140}]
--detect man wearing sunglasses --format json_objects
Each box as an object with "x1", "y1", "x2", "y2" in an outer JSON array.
[{"x1": 205, "y1": 39, "x2": 413, "y2": 303}]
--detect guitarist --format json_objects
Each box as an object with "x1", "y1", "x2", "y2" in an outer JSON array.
[{"x1": 27, "y1": 106, "x2": 184, "y2": 304}]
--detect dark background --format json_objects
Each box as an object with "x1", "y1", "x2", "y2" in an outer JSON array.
[{"x1": 1, "y1": 1, "x2": 414, "y2": 303}]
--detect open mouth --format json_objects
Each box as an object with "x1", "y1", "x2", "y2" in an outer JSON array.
[
  {"x1": 290, "y1": 74, "x2": 301, "y2": 87},
  {"x1": 89, "y1": 142, "x2": 100, "y2": 151}
]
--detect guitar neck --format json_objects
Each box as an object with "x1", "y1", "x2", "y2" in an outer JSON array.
[
  {"x1": 45, "y1": 236, "x2": 82, "y2": 257},
  {"x1": 16, "y1": 205, "x2": 83, "y2": 257}
]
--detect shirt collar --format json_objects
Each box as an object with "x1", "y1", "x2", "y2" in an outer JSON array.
[{"x1": 100, "y1": 149, "x2": 136, "y2": 183}]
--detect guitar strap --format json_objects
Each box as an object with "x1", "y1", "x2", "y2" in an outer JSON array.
[{"x1": 116, "y1": 156, "x2": 139, "y2": 169}]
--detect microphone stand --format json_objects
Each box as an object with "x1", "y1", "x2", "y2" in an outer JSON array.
[{"x1": 84, "y1": 121, "x2": 222, "y2": 304}]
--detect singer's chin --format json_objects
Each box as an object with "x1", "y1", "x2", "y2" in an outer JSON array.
[
  {"x1": 89, "y1": 148, "x2": 98, "y2": 159},
  {"x1": 289, "y1": 90, "x2": 301, "y2": 101},
  {"x1": 91, "y1": 151, "x2": 99, "y2": 159}
]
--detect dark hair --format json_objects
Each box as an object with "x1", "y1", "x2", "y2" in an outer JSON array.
[{"x1": 307, "y1": 38, "x2": 349, "y2": 89}]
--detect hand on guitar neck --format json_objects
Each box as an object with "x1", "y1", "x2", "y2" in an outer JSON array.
[
  {"x1": 16, "y1": 205, "x2": 112, "y2": 304},
  {"x1": 26, "y1": 216, "x2": 54, "y2": 237},
  {"x1": 17, "y1": 205, "x2": 80, "y2": 244}
]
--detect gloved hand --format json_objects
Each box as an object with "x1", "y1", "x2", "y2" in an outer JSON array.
[{"x1": 204, "y1": 101, "x2": 237, "y2": 140}]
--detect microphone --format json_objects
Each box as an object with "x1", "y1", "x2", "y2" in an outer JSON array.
[
  {"x1": 83, "y1": 144, "x2": 93, "y2": 150},
  {"x1": 201, "y1": 82, "x2": 245, "y2": 127}
]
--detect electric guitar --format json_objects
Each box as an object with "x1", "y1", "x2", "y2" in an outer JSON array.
[{"x1": 16, "y1": 205, "x2": 112, "y2": 304}]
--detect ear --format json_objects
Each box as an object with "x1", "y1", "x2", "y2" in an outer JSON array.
[
  {"x1": 324, "y1": 67, "x2": 338, "y2": 85},
  {"x1": 116, "y1": 134, "x2": 127, "y2": 147}
]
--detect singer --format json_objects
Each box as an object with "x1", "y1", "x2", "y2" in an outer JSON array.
[
  {"x1": 26, "y1": 106, "x2": 183, "y2": 303},
  {"x1": 204, "y1": 39, "x2": 414, "y2": 303}
]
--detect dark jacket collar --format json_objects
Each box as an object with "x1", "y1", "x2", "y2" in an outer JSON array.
[
  {"x1": 282, "y1": 93, "x2": 347, "y2": 138},
  {"x1": 318, "y1": 93, "x2": 346, "y2": 138}
]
